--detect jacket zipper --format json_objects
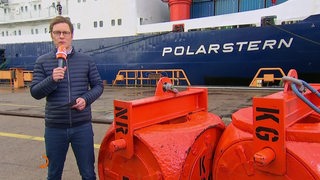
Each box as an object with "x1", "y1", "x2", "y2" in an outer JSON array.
[{"x1": 66, "y1": 58, "x2": 72, "y2": 127}]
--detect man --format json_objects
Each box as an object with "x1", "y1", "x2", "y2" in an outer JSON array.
[{"x1": 30, "y1": 16, "x2": 104, "y2": 180}]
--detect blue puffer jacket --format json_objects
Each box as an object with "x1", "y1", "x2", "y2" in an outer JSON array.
[{"x1": 30, "y1": 47, "x2": 104, "y2": 128}]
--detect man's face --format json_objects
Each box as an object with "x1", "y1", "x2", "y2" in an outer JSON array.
[{"x1": 51, "y1": 23, "x2": 73, "y2": 51}]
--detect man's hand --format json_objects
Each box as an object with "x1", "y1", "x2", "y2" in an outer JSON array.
[
  {"x1": 72, "y1": 97, "x2": 86, "y2": 111},
  {"x1": 52, "y1": 66, "x2": 67, "y2": 82}
]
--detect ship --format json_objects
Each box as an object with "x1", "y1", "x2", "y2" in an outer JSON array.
[{"x1": 0, "y1": 0, "x2": 320, "y2": 86}]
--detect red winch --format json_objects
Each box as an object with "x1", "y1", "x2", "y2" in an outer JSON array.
[
  {"x1": 98, "y1": 77, "x2": 225, "y2": 179},
  {"x1": 212, "y1": 69, "x2": 320, "y2": 179}
]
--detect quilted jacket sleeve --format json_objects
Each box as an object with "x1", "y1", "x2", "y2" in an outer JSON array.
[
  {"x1": 80, "y1": 58, "x2": 104, "y2": 105},
  {"x1": 30, "y1": 54, "x2": 58, "y2": 100}
]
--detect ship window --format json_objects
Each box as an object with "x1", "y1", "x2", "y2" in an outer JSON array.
[
  {"x1": 1, "y1": 32, "x2": 4, "y2": 37},
  {"x1": 31, "y1": 29, "x2": 34, "y2": 35},
  {"x1": 35, "y1": 29, "x2": 39, "y2": 34},
  {"x1": 20, "y1": 6, "x2": 23, "y2": 12},
  {"x1": 38, "y1": 4, "x2": 41, "y2": 10},
  {"x1": 117, "y1": 19, "x2": 122, "y2": 25},
  {"x1": 44, "y1": 28, "x2": 47, "y2": 34},
  {"x1": 94, "y1": 21, "x2": 97, "y2": 28},
  {"x1": 34, "y1": 5, "x2": 37, "y2": 10},
  {"x1": 77, "y1": 23, "x2": 81, "y2": 29},
  {"x1": 111, "y1": 19, "x2": 115, "y2": 26},
  {"x1": 6, "y1": 31, "x2": 8, "y2": 36},
  {"x1": 18, "y1": 30, "x2": 21, "y2": 35},
  {"x1": 14, "y1": 31, "x2": 16, "y2": 36},
  {"x1": 78, "y1": 0, "x2": 81, "y2": 2},
  {"x1": 83, "y1": 0, "x2": 86, "y2": 2},
  {"x1": 99, "y1": 21, "x2": 103, "y2": 27},
  {"x1": 4, "y1": 8, "x2": 7, "y2": 14},
  {"x1": 25, "y1": 6, "x2": 28, "y2": 12}
]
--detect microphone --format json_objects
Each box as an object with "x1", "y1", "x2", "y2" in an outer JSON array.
[{"x1": 56, "y1": 45, "x2": 67, "y2": 68}]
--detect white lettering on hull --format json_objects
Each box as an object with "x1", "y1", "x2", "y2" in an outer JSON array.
[{"x1": 162, "y1": 38, "x2": 293, "y2": 56}]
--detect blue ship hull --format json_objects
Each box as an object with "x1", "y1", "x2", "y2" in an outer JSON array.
[{"x1": 1, "y1": 15, "x2": 320, "y2": 85}]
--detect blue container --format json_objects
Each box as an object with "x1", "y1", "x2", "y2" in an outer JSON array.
[
  {"x1": 211, "y1": 0, "x2": 288, "y2": 15},
  {"x1": 239, "y1": 0, "x2": 264, "y2": 11},
  {"x1": 193, "y1": 0, "x2": 210, "y2": 2},
  {"x1": 215, "y1": 0, "x2": 239, "y2": 15},
  {"x1": 191, "y1": 0, "x2": 214, "y2": 18}
]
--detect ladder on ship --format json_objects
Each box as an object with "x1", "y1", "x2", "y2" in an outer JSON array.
[{"x1": 112, "y1": 69, "x2": 191, "y2": 86}]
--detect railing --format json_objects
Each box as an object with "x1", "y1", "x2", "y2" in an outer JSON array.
[
  {"x1": 112, "y1": 69, "x2": 191, "y2": 86},
  {"x1": 249, "y1": 67, "x2": 286, "y2": 87},
  {"x1": 0, "y1": 70, "x2": 13, "y2": 87},
  {"x1": 0, "y1": 68, "x2": 33, "y2": 88}
]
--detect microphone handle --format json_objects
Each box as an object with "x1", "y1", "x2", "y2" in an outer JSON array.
[{"x1": 58, "y1": 58, "x2": 65, "y2": 68}]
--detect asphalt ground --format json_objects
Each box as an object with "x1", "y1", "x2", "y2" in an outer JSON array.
[{"x1": 0, "y1": 84, "x2": 280, "y2": 179}]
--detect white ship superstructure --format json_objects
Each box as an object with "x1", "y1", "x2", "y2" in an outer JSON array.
[{"x1": 0, "y1": 0, "x2": 169, "y2": 43}]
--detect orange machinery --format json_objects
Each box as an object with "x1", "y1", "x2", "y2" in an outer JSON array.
[
  {"x1": 213, "y1": 69, "x2": 320, "y2": 179},
  {"x1": 98, "y1": 70, "x2": 320, "y2": 179},
  {"x1": 98, "y1": 77, "x2": 225, "y2": 179}
]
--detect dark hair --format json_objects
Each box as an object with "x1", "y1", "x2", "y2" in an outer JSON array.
[{"x1": 49, "y1": 16, "x2": 74, "y2": 34}]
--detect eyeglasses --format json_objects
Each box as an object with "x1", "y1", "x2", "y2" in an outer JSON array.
[{"x1": 51, "y1": 31, "x2": 71, "y2": 36}]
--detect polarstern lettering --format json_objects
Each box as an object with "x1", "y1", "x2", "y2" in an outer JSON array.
[{"x1": 162, "y1": 38, "x2": 293, "y2": 56}]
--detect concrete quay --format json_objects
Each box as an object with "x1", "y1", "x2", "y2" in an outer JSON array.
[{"x1": 0, "y1": 84, "x2": 280, "y2": 125}]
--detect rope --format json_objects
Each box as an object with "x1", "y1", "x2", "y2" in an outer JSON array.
[
  {"x1": 268, "y1": 20, "x2": 320, "y2": 47},
  {"x1": 282, "y1": 76, "x2": 320, "y2": 113}
]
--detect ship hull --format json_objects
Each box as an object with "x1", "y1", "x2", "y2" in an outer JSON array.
[{"x1": 2, "y1": 15, "x2": 320, "y2": 85}]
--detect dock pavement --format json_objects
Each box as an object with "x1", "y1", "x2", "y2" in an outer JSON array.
[{"x1": 0, "y1": 84, "x2": 281, "y2": 125}]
